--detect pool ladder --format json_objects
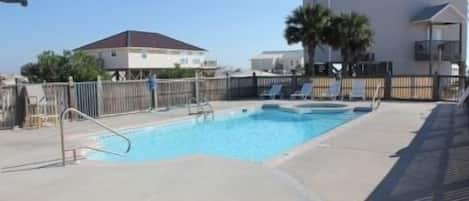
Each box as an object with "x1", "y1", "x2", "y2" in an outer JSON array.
[
  {"x1": 59, "y1": 108, "x2": 132, "y2": 166},
  {"x1": 187, "y1": 97, "x2": 214, "y2": 121}
]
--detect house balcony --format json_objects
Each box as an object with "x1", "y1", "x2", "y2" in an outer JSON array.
[{"x1": 414, "y1": 40, "x2": 461, "y2": 61}]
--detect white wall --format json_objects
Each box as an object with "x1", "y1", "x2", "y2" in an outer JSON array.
[
  {"x1": 251, "y1": 58, "x2": 276, "y2": 71},
  {"x1": 84, "y1": 48, "x2": 129, "y2": 70},
  {"x1": 84, "y1": 47, "x2": 207, "y2": 70},
  {"x1": 251, "y1": 51, "x2": 304, "y2": 73},
  {"x1": 127, "y1": 48, "x2": 206, "y2": 69}
]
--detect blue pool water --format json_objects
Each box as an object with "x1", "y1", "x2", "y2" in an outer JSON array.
[{"x1": 88, "y1": 109, "x2": 365, "y2": 162}]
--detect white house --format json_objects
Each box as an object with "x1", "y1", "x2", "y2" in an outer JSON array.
[
  {"x1": 76, "y1": 30, "x2": 211, "y2": 80},
  {"x1": 251, "y1": 50, "x2": 304, "y2": 74}
]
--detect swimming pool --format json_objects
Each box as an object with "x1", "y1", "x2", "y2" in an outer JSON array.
[{"x1": 88, "y1": 108, "x2": 366, "y2": 163}]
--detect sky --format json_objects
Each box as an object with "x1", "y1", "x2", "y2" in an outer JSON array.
[{"x1": 0, "y1": 0, "x2": 302, "y2": 74}]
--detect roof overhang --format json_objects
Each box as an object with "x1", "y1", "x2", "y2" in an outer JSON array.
[{"x1": 412, "y1": 3, "x2": 466, "y2": 24}]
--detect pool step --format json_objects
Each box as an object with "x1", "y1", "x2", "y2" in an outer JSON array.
[{"x1": 353, "y1": 107, "x2": 373, "y2": 112}]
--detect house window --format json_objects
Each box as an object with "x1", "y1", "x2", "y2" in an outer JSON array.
[
  {"x1": 193, "y1": 59, "x2": 201, "y2": 64},
  {"x1": 141, "y1": 50, "x2": 147, "y2": 59},
  {"x1": 111, "y1": 51, "x2": 116, "y2": 57},
  {"x1": 180, "y1": 58, "x2": 188, "y2": 64}
]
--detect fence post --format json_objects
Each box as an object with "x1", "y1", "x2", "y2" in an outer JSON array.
[
  {"x1": 96, "y1": 76, "x2": 104, "y2": 117},
  {"x1": 384, "y1": 74, "x2": 392, "y2": 100},
  {"x1": 433, "y1": 74, "x2": 440, "y2": 101},
  {"x1": 14, "y1": 78, "x2": 21, "y2": 127},
  {"x1": 67, "y1": 76, "x2": 75, "y2": 120},
  {"x1": 226, "y1": 73, "x2": 231, "y2": 100},
  {"x1": 195, "y1": 70, "x2": 200, "y2": 103},
  {"x1": 291, "y1": 70, "x2": 298, "y2": 94},
  {"x1": 252, "y1": 72, "x2": 258, "y2": 97},
  {"x1": 149, "y1": 74, "x2": 157, "y2": 110}
]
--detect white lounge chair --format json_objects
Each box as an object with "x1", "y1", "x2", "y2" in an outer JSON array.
[
  {"x1": 457, "y1": 87, "x2": 469, "y2": 108},
  {"x1": 260, "y1": 84, "x2": 283, "y2": 100},
  {"x1": 327, "y1": 80, "x2": 342, "y2": 100},
  {"x1": 349, "y1": 80, "x2": 366, "y2": 101},
  {"x1": 291, "y1": 83, "x2": 313, "y2": 100},
  {"x1": 24, "y1": 84, "x2": 58, "y2": 128}
]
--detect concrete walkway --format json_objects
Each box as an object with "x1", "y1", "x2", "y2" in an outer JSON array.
[
  {"x1": 274, "y1": 102, "x2": 436, "y2": 201},
  {"x1": 1, "y1": 101, "x2": 462, "y2": 201}
]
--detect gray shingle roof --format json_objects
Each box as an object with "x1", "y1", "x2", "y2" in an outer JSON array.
[
  {"x1": 76, "y1": 30, "x2": 206, "y2": 51},
  {"x1": 412, "y1": 3, "x2": 449, "y2": 22}
]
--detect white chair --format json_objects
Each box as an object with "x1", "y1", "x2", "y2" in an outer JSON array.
[
  {"x1": 291, "y1": 83, "x2": 313, "y2": 100},
  {"x1": 260, "y1": 84, "x2": 283, "y2": 100},
  {"x1": 327, "y1": 80, "x2": 342, "y2": 100},
  {"x1": 349, "y1": 80, "x2": 366, "y2": 101},
  {"x1": 24, "y1": 84, "x2": 58, "y2": 128}
]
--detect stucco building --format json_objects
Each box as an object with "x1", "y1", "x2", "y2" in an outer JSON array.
[{"x1": 305, "y1": 0, "x2": 467, "y2": 76}]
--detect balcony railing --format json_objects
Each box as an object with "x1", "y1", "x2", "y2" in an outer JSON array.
[{"x1": 415, "y1": 40, "x2": 461, "y2": 61}]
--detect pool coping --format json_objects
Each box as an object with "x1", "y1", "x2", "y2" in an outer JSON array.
[{"x1": 266, "y1": 104, "x2": 378, "y2": 167}]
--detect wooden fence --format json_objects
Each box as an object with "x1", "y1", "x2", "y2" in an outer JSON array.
[{"x1": 1, "y1": 74, "x2": 467, "y2": 129}]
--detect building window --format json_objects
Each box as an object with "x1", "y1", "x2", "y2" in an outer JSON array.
[
  {"x1": 111, "y1": 51, "x2": 116, "y2": 57},
  {"x1": 193, "y1": 59, "x2": 201, "y2": 64},
  {"x1": 141, "y1": 50, "x2": 147, "y2": 59}
]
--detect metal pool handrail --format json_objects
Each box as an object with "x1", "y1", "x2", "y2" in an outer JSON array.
[
  {"x1": 371, "y1": 84, "x2": 382, "y2": 111},
  {"x1": 59, "y1": 107, "x2": 131, "y2": 166}
]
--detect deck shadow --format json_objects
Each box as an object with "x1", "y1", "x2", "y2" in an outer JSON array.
[{"x1": 366, "y1": 103, "x2": 469, "y2": 201}]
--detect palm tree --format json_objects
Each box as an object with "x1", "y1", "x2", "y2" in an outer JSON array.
[
  {"x1": 0, "y1": 0, "x2": 27, "y2": 6},
  {"x1": 325, "y1": 12, "x2": 374, "y2": 76},
  {"x1": 284, "y1": 4, "x2": 332, "y2": 76}
]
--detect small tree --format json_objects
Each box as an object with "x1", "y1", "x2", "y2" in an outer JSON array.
[
  {"x1": 284, "y1": 4, "x2": 332, "y2": 76},
  {"x1": 21, "y1": 50, "x2": 109, "y2": 83},
  {"x1": 325, "y1": 12, "x2": 374, "y2": 75}
]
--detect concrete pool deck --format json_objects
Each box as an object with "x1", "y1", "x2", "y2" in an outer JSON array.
[{"x1": 0, "y1": 100, "x2": 465, "y2": 201}]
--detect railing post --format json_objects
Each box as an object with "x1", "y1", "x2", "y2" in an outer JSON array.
[
  {"x1": 384, "y1": 73, "x2": 392, "y2": 100},
  {"x1": 433, "y1": 74, "x2": 440, "y2": 101},
  {"x1": 96, "y1": 76, "x2": 103, "y2": 117},
  {"x1": 67, "y1": 76, "x2": 75, "y2": 121},
  {"x1": 252, "y1": 72, "x2": 258, "y2": 97}
]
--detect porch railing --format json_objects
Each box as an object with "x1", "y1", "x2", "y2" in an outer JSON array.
[{"x1": 415, "y1": 40, "x2": 461, "y2": 61}]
